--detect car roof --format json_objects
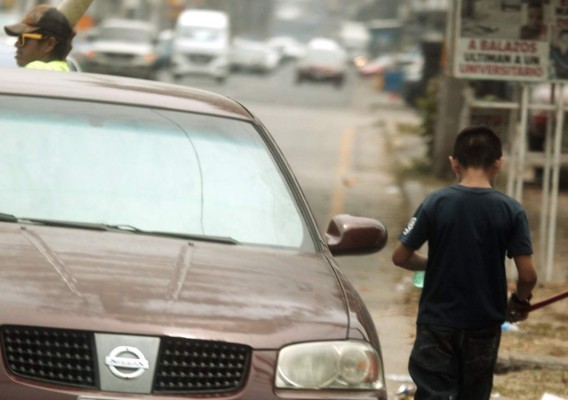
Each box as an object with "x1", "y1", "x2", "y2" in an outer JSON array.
[
  {"x1": 0, "y1": 69, "x2": 254, "y2": 120},
  {"x1": 177, "y1": 9, "x2": 228, "y2": 27}
]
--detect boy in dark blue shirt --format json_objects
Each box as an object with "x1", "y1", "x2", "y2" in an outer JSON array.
[{"x1": 392, "y1": 125, "x2": 538, "y2": 400}]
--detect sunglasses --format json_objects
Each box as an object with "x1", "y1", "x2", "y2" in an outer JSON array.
[{"x1": 16, "y1": 33, "x2": 47, "y2": 48}]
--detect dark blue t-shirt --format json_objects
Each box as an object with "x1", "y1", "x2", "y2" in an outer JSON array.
[{"x1": 399, "y1": 184, "x2": 533, "y2": 329}]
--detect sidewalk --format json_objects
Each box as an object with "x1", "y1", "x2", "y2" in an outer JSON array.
[{"x1": 372, "y1": 91, "x2": 568, "y2": 400}]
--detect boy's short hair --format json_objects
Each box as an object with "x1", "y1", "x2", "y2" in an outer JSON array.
[{"x1": 452, "y1": 126, "x2": 503, "y2": 169}]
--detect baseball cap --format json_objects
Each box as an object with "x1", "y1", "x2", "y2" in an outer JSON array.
[{"x1": 4, "y1": 5, "x2": 73, "y2": 40}]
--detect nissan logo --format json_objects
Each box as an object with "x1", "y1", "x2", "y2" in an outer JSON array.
[{"x1": 105, "y1": 346, "x2": 149, "y2": 379}]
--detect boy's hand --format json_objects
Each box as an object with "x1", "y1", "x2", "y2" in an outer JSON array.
[{"x1": 506, "y1": 293, "x2": 531, "y2": 323}]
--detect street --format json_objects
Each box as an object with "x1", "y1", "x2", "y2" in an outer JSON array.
[{"x1": 159, "y1": 62, "x2": 418, "y2": 397}]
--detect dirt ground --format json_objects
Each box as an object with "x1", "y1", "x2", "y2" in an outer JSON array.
[{"x1": 494, "y1": 282, "x2": 568, "y2": 400}]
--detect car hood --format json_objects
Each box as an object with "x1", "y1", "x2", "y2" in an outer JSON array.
[
  {"x1": 92, "y1": 40, "x2": 154, "y2": 55},
  {"x1": 0, "y1": 223, "x2": 348, "y2": 348},
  {"x1": 298, "y1": 59, "x2": 345, "y2": 71}
]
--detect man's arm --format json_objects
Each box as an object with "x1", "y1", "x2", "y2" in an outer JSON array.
[{"x1": 392, "y1": 242, "x2": 427, "y2": 271}]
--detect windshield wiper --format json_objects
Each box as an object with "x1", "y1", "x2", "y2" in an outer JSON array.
[
  {"x1": 2, "y1": 217, "x2": 238, "y2": 245},
  {"x1": 2, "y1": 215, "x2": 105, "y2": 229},
  {"x1": 105, "y1": 224, "x2": 239, "y2": 245},
  {"x1": 23, "y1": 218, "x2": 110, "y2": 232},
  {"x1": 0, "y1": 213, "x2": 19, "y2": 222}
]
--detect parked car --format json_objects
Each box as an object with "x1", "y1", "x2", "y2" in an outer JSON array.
[
  {"x1": 0, "y1": 68, "x2": 389, "y2": 399},
  {"x1": 307, "y1": 37, "x2": 344, "y2": 52},
  {"x1": 295, "y1": 46, "x2": 348, "y2": 88},
  {"x1": 266, "y1": 35, "x2": 306, "y2": 61},
  {"x1": 171, "y1": 9, "x2": 230, "y2": 84},
  {"x1": 230, "y1": 38, "x2": 280, "y2": 74},
  {"x1": 357, "y1": 54, "x2": 397, "y2": 77},
  {"x1": 80, "y1": 18, "x2": 159, "y2": 79}
]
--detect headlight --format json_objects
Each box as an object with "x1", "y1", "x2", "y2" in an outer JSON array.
[{"x1": 275, "y1": 341, "x2": 384, "y2": 390}]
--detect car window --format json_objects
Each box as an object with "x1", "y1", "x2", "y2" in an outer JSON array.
[{"x1": 0, "y1": 96, "x2": 314, "y2": 251}]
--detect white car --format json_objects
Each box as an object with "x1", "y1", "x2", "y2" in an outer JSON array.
[
  {"x1": 267, "y1": 36, "x2": 306, "y2": 61},
  {"x1": 80, "y1": 19, "x2": 159, "y2": 79},
  {"x1": 230, "y1": 38, "x2": 280, "y2": 73},
  {"x1": 171, "y1": 9, "x2": 230, "y2": 84}
]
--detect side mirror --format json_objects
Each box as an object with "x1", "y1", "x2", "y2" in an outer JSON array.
[{"x1": 325, "y1": 214, "x2": 388, "y2": 256}]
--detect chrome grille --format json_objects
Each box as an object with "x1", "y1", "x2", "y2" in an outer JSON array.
[
  {"x1": 0, "y1": 326, "x2": 97, "y2": 388},
  {"x1": 153, "y1": 338, "x2": 251, "y2": 393},
  {"x1": 103, "y1": 53, "x2": 136, "y2": 63},
  {"x1": 1, "y1": 326, "x2": 251, "y2": 394},
  {"x1": 188, "y1": 54, "x2": 214, "y2": 64}
]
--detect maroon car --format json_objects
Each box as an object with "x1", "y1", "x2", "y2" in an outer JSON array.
[{"x1": 0, "y1": 69, "x2": 389, "y2": 399}]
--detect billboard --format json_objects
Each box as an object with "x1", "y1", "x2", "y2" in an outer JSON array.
[{"x1": 454, "y1": 0, "x2": 568, "y2": 81}]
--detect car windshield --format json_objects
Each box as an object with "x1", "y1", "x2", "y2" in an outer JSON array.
[
  {"x1": 0, "y1": 96, "x2": 314, "y2": 251},
  {"x1": 98, "y1": 26, "x2": 154, "y2": 43},
  {"x1": 179, "y1": 27, "x2": 222, "y2": 42},
  {"x1": 304, "y1": 49, "x2": 344, "y2": 64}
]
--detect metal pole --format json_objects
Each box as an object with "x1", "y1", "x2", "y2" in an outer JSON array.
[
  {"x1": 545, "y1": 83, "x2": 564, "y2": 282},
  {"x1": 514, "y1": 83, "x2": 529, "y2": 201},
  {"x1": 506, "y1": 85, "x2": 522, "y2": 197},
  {"x1": 539, "y1": 84, "x2": 555, "y2": 275},
  {"x1": 459, "y1": 84, "x2": 473, "y2": 130}
]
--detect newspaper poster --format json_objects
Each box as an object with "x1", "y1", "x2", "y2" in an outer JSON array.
[
  {"x1": 455, "y1": 0, "x2": 555, "y2": 81},
  {"x1": 550, "y1": 0, "x2": 568, "y2": 79}
]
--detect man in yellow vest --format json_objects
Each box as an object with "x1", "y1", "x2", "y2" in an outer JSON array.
[{"x1": 4, "y1": 4, "x2": 75, "y2": 71}]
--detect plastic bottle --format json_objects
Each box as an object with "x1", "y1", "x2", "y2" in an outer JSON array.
[
  {"x1": 501, "y1": 321, "x2": 520, "y2": 332},
  {"x1": 412, "y1": 271, "x2": 425, "y2": 288}
]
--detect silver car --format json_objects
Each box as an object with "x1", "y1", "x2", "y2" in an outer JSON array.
[{"x1": 80, "y1": 18, "x2": 159, "y2": 79}]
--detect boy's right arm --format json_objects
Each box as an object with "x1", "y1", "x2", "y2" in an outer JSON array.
[
  {"x1": 507, "y1": 254, "x2": 538, "y2": 323},
  {"x1": 513, "y1": 254, "x2": 538, "y2": 301}
]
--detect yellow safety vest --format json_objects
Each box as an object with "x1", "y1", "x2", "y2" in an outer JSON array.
[{"x1": 25, "y1": 60, "x2": 70, "y2": 71}]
